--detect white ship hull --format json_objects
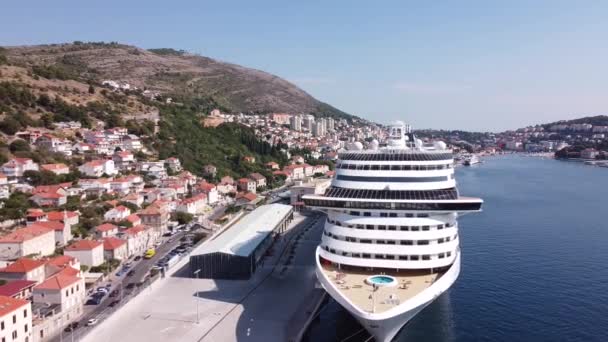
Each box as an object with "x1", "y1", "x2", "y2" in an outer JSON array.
[{"x1": 315, "y1": 248, "x2": 461, "y2": 342}]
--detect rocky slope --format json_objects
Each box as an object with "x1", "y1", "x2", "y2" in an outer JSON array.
[{"x1": 2, "y1": 42, "x2": 352, "y2": 118}]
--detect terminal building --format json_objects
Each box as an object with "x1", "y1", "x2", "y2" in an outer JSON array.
[{"x1": 189, "y1": 203, "x2": 294, "y2": 279}]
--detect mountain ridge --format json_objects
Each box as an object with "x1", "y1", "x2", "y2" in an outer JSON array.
[{"x1": 1, "y1": 42, "x2": 354, "y2": 119}]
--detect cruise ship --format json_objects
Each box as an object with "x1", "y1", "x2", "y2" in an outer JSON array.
[{"x1": 303, "y1": 122, "x2": 483, "y2": 342}]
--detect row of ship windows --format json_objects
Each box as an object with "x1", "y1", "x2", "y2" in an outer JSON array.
[
  {"x1": 347, "y1": 211, "x2": 431, "y2": 217},
  {"x1": 324, "y1": 230, "x2": 457, "y2": 245},
  {"x1": 336, "y1": 163, "x2": 453, "y2": 171},
  {"x1": 323, "y1": 246, "x2": 453, "y2": 260},
  {"x1": 305, "y1": 200, "x2": 481, "y2": 211},
  {"x1": 328, "y1": 219, "x2": 454, "y2": 231}
]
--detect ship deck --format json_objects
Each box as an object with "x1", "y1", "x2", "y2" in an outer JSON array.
[{"x1": 320, "y1": 263, "x2": 445, "y2": 314}]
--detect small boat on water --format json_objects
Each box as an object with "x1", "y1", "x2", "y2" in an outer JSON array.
[
  {"x1": 464, "y1": 155, "x2": 480, "y2": 166},
  {"x1": 597, "y1": 161, "x2": 608, "y2": 168}
]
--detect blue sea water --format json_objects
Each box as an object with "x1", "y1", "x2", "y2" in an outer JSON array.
[{"x1": 304, "y1": 155, "x2": 608, "y2": 342}]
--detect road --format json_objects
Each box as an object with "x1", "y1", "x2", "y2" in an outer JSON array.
[{"x1": 52, "y1": 230, "x2": 191, "y2": 342}]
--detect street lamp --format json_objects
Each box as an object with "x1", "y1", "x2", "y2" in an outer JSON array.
[{"x1": 193, "y1": 268, "x2": 201, "y2": 324}]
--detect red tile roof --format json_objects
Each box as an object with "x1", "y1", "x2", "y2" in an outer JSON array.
[
  {"x1": 125, "y1": 214, "x2": 140, "y2": 223},
  {"x1": 237, "y1": 192, "x2": 257, "y2": 202},
  {"x1": 45, "y1": 255, "x2": 76, "y2": 268},
  {"x1": 122, "y1": 226, "x2": 145, "y2": 236},
  {"x1": 0, "y1": 280, "x2": 36, "y2": 297},
  {"x1": 95, "y1": 223, "x2": 118, "y2": 232},
  {"x1": 35, "y1": 274, "x2": 80, "y2": 290},
  {"x1": 0, "y1": 226, "x2": 53, "y2": 243},
  {"x1": 103, "y1": 237, "x2": 126, "y2": 250},
  {"x1": 0, "y1": 258, "x2": 45, "y2": 273},
  {"x1": 30, "y1": 221, "x2": 65, "y2": 231},
  {"x1": 41, "y1": 163, "x2": 69, "y2": 172},
  {"x1": 46, "y1": 211, "x2": 78, "y2": 222},
  {"x1": 0, "y1": 295, "x2": 29, "y2": 316},
  {"x1": 65, "y1": 240, "x2": 102, "y2": 251}
]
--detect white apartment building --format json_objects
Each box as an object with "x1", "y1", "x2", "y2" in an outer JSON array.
[
  {"x1": 0, "y1": 226, "x2": 56, "y2": 260},
  {"x1": 0, "y1": 295, "x2": 32, "y2": 342}
]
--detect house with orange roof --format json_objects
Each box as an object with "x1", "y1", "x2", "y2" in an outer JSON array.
[
  {"x1": 265, "y1": 161, "x2": 280, "y2": 170},
  {"x1": 238, "y1": 178, "x2": 257, "y2": 194},
  {"x1": 0, "y1": 280, "x2": 36, "y2": 300},
  {"x1": 64, "y1": 240, "x2": 104, "y2": 267},
  {"x1": 249, "y1": 173, "x2": 267, "y2": 189},
  {"x1": 46, "y1": 211, "x2": 79, "y2": 227},
  {"x1": 125, "y1": 214, "x2": 141, "y2": 227},
  {"x1": 301, "y1": 163, "x2": 314, "y2": 177},
  {"x1": 78, "y1": 159, "x2": 116, "y2": 177},
  {"x1": 110, "y1": 178, "x2": 132, "y2": 195},
  {"x1": 0, "y1": 226, "x2": 56, "y2": 259},
  {"x1": 31, "y1": 183, "x2": 71, "y2": 196},
  {"x1": 0, "y1": 258, "x2": 47, "y2": 284},
  {"x1": 176, "y1": 194, "x2": 207, "y2": 215},
  {"x1": 112, "y1": 150, "x2": 135, "y2": 170},
  {"x1": 40, "y1": 163, "x2": 70, "y2": 175},
  {"x1": 138, "y1": 201, "x2": 170, "y2": 232},
  {"x1": 235, "y1": 192, "x2": 258, "y2": 207},
  {"x1": 0, "y1": 295, "x2": 32, "y2": 342},
  {"x1": 102, "y1": 237, "x2": 128, "y2": 261},
  {"x1": 103, "y1": 205, "x2": 131, "y2": 222},
  {"x1": 43, "y1": 255, "x2": 80, "y2": 278},
  {"x1": 193, "y1": 181, "x2": 219, "y2": 204},
  {"x1": 25, "y1": 209, "x2": 47, "y2": 226},
  {"x1": 121, "y1": 192, "x2": 144, "y2": 207},
  {"x1": 29, "y1": 221, "x2": 72, "y2": 246},
  {"x1": 29, "y1": 192, "x2": 67, "y2": 207},
  {"x1": 283, "y1": 164, "x2": 304, "y2": 180},
  {"x1": 120, "y1": 225, "x2": 149, "y2": 256},
  {"x1": 35, "y1": 134, "x2": 72, "y2": 156},
  {"x1": 78, "y1": 178, "x2": 111, "y2": 191},
  {"x1": 1, "y1": 157, "x2": 39, "y2": 178},
  {"x1": 32, "y1": 272, "x2": 85, "y2": 315},
  {"x1": 94, "y1": 223, "x2": 119, "y2": 238}
]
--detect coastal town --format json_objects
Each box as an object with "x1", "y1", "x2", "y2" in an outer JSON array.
[{"x1": 0, "y1": 96, "x2": 380, "y2": 342}]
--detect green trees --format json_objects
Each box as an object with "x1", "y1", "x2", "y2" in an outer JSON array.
[
  {"x1": 154, "y1": 102, "x2": 287, "y2": 180},
  {"x1": 9, "y1": 139, "x2": 30, "y2": 153},
  {"x1": 172, "y1": 212, "x2": 194, "y2": 225},
  {"x1": 0, "y1": 117, "x2": 22, "y2": 135},
  {"x1": 0, "y1": 192, "x2": 33, "y2": 221},
  {"x1": 88, "y1": 84, "x2": 95, "y2": 94}
]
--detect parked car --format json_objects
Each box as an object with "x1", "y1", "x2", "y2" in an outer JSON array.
[
  {"x1": 86, "y1": 318, "x2": 98, "y2": 326},
  {"x1": 134, "y1": 256, "x2": 142, "y2": 261},
  {"x1": 109, "y1": 289, "x2": 120, "y2": 298},
  {"x1": 64, "y1": 322, "x2": 79, "y2": 332},
  {"x1": 86, "y1": 298, "x2": 101, "y2": 305},
  {"x1": 126, "y1": 283, "x2": 137, "y2": 290},
  {"x1": 127, "y1": 270, "x2": 135, "y2": 277},
  {"x1": 109, "y1": 300, "x2": 120, "y2": 307},
  {"x1": 96, "y1": 287, "x2": 109, "y2": 294}
]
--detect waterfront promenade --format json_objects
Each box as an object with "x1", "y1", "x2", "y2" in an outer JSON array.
[{"x1": 82, "y1": 210, "x2": 325, "y2": 342}]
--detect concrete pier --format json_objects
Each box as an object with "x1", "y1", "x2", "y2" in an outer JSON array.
[{"x1": 82, "y1": 210, "x2": 325, "y2": 342}]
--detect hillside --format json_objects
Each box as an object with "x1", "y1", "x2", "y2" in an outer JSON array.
[
  {"x1": 539, "y1": 115, "x2": 608, "y2": 128},
  {"x1": 1, "y1": 42, "x2": 353, "y2": 119}
]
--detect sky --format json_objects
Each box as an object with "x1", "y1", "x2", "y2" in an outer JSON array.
[{"x1": 2, "y1": 1, "x2": 608, "y2": 131}]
